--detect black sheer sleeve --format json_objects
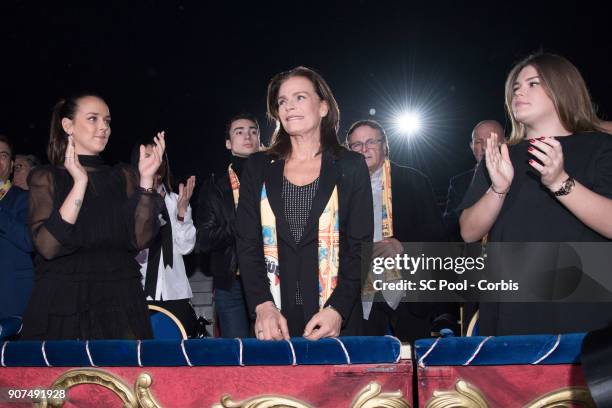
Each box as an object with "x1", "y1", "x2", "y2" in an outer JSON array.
[
  {"x1": 28, "y1": 166, "x2": 79, "y2": 260},
  {"x1": 119, "y1": 165, "x2": 163, "y2": 251}
]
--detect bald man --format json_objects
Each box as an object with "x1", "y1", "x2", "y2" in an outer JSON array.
[{"x1": 443, "y1": 120, "x2": 505, "y2": 241}]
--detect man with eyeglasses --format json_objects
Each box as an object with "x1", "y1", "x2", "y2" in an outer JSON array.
[{"x1": 346, "y1": 120, "x2": 455, "y2": 341}]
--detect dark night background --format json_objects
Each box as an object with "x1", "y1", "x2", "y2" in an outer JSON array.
[{"x1": 1, "y1": 1, "x2": 611, "y2": 203}]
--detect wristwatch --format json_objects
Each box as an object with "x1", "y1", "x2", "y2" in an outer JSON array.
[{"x1": 553, "y1": 176, "x2": 575, "y2": 197}]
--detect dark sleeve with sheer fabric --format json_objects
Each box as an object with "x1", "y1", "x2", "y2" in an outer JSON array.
[
  {"x1": 119, "y1": 165, "x2": 163, "y2": 251},
  {"x1": 28, "y1": 166, "x2": 80, "y2": 260}
]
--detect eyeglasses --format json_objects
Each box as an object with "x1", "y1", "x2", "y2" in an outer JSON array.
[{"x1": 347, "y1": 138, "x2": 384, "y2": 152}]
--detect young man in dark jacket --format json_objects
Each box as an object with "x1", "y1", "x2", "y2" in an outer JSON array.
[{"x1": 197, "y1": 114, "x2": 260, "y2": 338}]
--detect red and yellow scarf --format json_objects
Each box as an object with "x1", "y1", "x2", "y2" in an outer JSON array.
[{"x1": 260, "y1": 182, "x2": 340, "y2": 310}]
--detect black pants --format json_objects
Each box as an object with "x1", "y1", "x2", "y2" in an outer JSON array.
[{"x1": 363, "y1": 301, "x2": 459, "y2": 342}]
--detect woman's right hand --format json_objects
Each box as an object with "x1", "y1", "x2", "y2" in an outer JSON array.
[
  {"x1": 255, "y1": 301, "x2": 290, "y2": 340},
  {"x1": 64, "y1": 136, "x2": 88, "y2": 185},
  {"x1": 485, "y1": 132, "x2": 513, "y2": 192}
]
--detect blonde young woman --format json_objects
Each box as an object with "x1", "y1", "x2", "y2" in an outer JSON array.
[{"x1": 460, "y1": 53, "x2": 612, "y2": 335}]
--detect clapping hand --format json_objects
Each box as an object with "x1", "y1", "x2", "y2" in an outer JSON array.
[
  {"x1": 139, "y1": 131, "x2": 166, "y2": 187},
  {"x1": 64, "y1": 135, "x2": 88, "y2": 184},
  {"x1": 484, "y1": 132, "x2": 513, "y2": 193},
  {"x1": 527, "y1": 137, "x2": 568, "y2": 191},
  {"x1": 177, "y1": 175, "x2": 196, "y2": 219}
]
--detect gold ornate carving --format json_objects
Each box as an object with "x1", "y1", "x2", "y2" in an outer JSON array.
[
  {"x1": 212, "y1": 382, "x2": 409, "y2": 408},
  {"x1": 32, "y1": 368, "x2": 164, "y2": 408},
  {"x1": 25, "y1": 367, "x2": 598, "y2": 408},
  {"x1": 425, "y1": 381, "x2": 596, "y2": 408},
  {"x1": 524, "y1": 386, "x2": 596, "y2": 408},
  {"x1": 134, "y1": 373, "x2": 163, "y2": 408},
  {"x1": 425, "y1": 380, "x2": 488, "y2": 408},
  {"x1": 212, "y1": 394, "x2": 313, "y2": 408},
  {"x1": 350, "y1": 382, "x2": 410, "y2": 408}
]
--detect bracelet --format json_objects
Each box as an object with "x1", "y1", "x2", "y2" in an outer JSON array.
[{"x1": 489, "y1": 185, "x2": 509, "y2": 197}]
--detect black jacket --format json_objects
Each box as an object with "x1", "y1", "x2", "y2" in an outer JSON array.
[
  {"x1": 197, "y1": 165, "x2": 240, "y2": 291},
  {"x1": 443, "y1": 168, "x2": 475, "y2": 242},
  {"x1": 390, "y1": 163, "x2": 448, "y2": 242},
  {"x1": 236, "y1": 149, "x2": 373, "y2": 337}
]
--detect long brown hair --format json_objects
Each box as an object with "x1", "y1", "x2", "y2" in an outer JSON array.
[
  {"x1": 505, "y1": 53, "x2": 602, "y2": 145},
  {"x1": 48, "y1": 93, "x2": 105, "y2": 165},
  {"x1": 266, "y1": 66, "x2": 342, "y2": 159}
]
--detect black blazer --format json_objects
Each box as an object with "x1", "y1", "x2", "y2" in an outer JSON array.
[{"x1": 236, "y1": 149, "x2": 373, "y2": 336}]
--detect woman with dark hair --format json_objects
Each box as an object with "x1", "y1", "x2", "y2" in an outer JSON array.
[
  {"x1": 236, "y1": 66, "x2": 373, "y2": 340},
  {"x1": 460, "y1": 53, "x2": 612, "y2": 335},
  {"x1": 21, "y1": 94, "x2": 165, "y2": 340},
  {"x1": 130, "y1": 139, "x2": 199, "y2": 336}
]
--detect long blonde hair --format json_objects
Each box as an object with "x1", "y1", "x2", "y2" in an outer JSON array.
[{"x1": 505, "y1": 53, "x2": 602, "y2": 145}]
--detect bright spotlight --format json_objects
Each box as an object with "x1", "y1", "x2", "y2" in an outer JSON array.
[{"x1": 396, "y1": 111, "x2": 422, "y2": 134}]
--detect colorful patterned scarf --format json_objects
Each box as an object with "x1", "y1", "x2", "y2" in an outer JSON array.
[
  {"x1": 228, "y1": 164, "x2": 240, "y2": 208},
  {"x1": 362, "y1": 159, "x2": 400, "y2": 306},
  {"x1": 260, "y1": 183, "x2": 340, "y2": 310},
  {"x1": 381, "y1": 159, "x2": 394, "y2": 238},
  {"x1": 0, "y1": 180, "x2": 12, "y2": 201}
]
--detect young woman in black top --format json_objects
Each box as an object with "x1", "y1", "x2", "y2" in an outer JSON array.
[
  {"x1": 21, "y1": 94, "x2": 166, "y2": 340},
  {"x1": 460, "y1": 54, "x2": 612, "y2": 335}
]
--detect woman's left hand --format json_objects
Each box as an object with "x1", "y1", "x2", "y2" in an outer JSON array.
[
  {"x1": 139, "y1": 131, "x2": 166, "y2": 186},
  {"x1": 177, "y1": 175, "x2": 196, "y2": 219},
  {"x1": 527, "y1": 137, "x2": 568, "y2": 191},
  {"x1": 303, "y1": 307, "x2": 342, "y2": 340}
]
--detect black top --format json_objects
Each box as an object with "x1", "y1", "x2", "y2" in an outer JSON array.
[
  {"x1": 460, "y1": 131, "x2": 612, "y2": 335},
  {"x1": 21, "y1": 155, "x2": 162, "y2": 340},
  {"x1": 461, "y1": 132, "x2": 612, "y2": 241},
  {"x1": 236, "y1": 150, "x2": 373, "y2": 337},
  {"x1": 282, "y1": 176, "x2": 319, "y2": 244}
]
